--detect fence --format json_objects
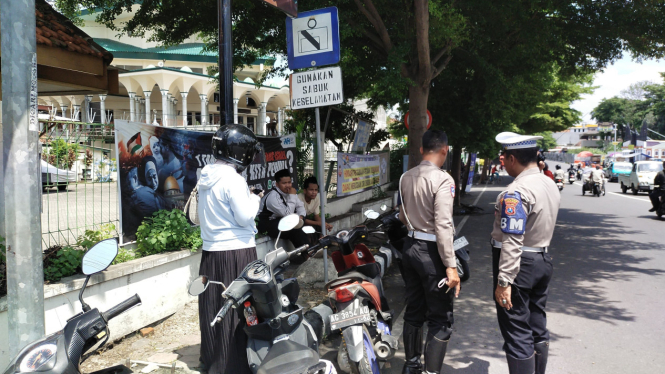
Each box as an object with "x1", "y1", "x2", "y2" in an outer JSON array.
[
  {"x1": 39, "y1": 120, "x2": 119, "y2": 250},
  {"x1": 544, "y1": 152, "x2": 575, "y2": 164}
]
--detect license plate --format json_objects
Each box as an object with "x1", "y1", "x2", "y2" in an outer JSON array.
[
  {"x1": 453, "y1": 236, "x2": 469, "y2": 250},
  {"x1": 329, "y1": 306, "x2": 370, "y2": 330}
]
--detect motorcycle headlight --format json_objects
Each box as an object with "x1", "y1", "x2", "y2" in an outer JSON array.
[{"x1": 17, "y1": 343, "x2": 57, "y2": 372}]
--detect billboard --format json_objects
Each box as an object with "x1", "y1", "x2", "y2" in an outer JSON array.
[
  {"x1": 336, "y1": 152, "x2": 389, "y2": 197},
  {"x1": 114, "y1": 120, "x2": 297, "y2": 240}
]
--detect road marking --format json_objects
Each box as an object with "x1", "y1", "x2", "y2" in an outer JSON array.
[
  {"x1": 456, "y1": 183, "x2": 489, "y2": 234},
  {"x1": 608, "y1": 192, "x2": 650, "y2": 202}
]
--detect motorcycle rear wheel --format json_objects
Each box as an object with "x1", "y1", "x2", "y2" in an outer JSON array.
[{"x1": 348, "y1": 326, "x2": 380, "y2": 374}]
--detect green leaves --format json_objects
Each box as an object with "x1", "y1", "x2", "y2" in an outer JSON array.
[
  {"x1": 44, "y1": 246, "x2": 86, "y2": 283},
  {"x1": 136, "y1": 209, "x2": 202, "y2": 257},
  {"x1": 77, "y1": 224, "x2": 116, "y2": 250},
  {"x1": 42, "y1": 139, "x2": 79, "y2": 170}
]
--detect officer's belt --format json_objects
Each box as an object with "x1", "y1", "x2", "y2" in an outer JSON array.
[
  {"x1": 408, "y1": 230, "x2": 437, "y2": 242},
  {"x1": 491, "y1": 238, "x2": 548, "y2": 253}
]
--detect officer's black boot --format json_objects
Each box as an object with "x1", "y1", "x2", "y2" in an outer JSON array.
[
  {"x1": 506, "y1": 353, "x2": 535, "y2": 374},
  {"x1": 534, "y1": 341, "x2": 549, "y2": 374},
  {"x1": 401, "y1": 323, "x2": 423, "y2": 374},
  {"x1": 423, "y1": 331, "x2": 449, "y2": 374}
]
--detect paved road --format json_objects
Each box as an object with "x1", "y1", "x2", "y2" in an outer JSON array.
[{"x1": 370, "y1": 162, "x2": 664, "y2": 373}]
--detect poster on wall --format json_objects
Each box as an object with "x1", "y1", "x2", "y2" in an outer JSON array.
[
  {"x1": 466, "y1": 153, "x2": 477, "y2": 192},
  {"x1": 337, "y1": 152, "x2": 388, "y2": 197},
  {"x1": 114, "y1": 120, "x2": 297, "y2": 241},
  {"x1": 351, "y1": 120, "x2": 372, "y2": 153}
]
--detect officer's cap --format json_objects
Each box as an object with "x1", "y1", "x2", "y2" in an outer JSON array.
[{"x1": 495, "y1": 132, "x2": 543, "y2": 151}]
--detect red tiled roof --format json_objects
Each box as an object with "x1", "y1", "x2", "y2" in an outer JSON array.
[{"x1": 35, "y1": 0, "x2": 112, "y2": 61}]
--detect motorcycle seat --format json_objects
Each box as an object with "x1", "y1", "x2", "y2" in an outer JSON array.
[{"x1": 256, "y1": 340, "x2": 320, "y2": 374}]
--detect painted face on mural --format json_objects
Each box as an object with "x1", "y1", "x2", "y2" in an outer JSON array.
[
  {"x1": 150, "y1": 137, "x2": 162, "y2": 157},
  {"x1": 145, "y1": 161, "x2": 159, "y2": 191},
  {"x1": 128, "y1": 167, "x2": 140, "y2": 191}
]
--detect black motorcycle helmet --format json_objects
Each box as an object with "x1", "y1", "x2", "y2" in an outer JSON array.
[
  {"x1": 556, "y1": 165, "x2": 561, "y2": 169},
  {"x1": 211, "y1": 124, "x2": 265, "y2": 171}
]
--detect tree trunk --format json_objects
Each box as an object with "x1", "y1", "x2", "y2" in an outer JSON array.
[
  {"x1": 461, "y1": 158, "x2": 471, "y2": 195},
  {"x1": 450, "y1": 146, "x2": 462, "y2": 206},
  {"x1": 406, "y1": 83, "x2": 431, "y2": 169}
]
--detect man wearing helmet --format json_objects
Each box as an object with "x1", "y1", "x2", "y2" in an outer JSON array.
[
  {"x1": 197, "y1": 124, "x2": 264, "y2": 374},
  {"x1": 553, "y1": 165, "x2": 566, "y2": 189}
]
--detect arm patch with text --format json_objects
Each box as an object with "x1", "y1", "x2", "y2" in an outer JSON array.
[{"x1": 500, "y1": 192, "x2": 527, "y2": 235}]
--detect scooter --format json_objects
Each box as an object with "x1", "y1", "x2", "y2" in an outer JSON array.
[
  {"x1": 555, "y1": 177, "x2": 564, "y2": 192},
  {"x1": 568, "y1": 171, "x2": 576, "y2": 184},
  {"x1": 3, "y1": 239, "x2": 142, "y2": 374},
  {"x1": 188, "y1": 214, "x2": 336, "y2": 374}
]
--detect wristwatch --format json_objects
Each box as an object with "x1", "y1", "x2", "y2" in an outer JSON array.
[{"x1": 498, "y1": 279, "x2": 511, "y2": 288}]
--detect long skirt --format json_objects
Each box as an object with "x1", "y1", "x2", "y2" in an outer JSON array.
[{"x1": 199, "y1": 248, "x2": 257, "y2": 374}]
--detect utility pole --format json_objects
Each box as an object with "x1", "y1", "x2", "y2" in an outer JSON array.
[
  {"x1": 1, "y1": 0, "x2": 46, "y2": 356},
  {"x1": 218, "y1": 0, "x2": 234, "y2": 126}
]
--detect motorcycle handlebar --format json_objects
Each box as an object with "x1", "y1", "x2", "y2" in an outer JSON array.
[
  {"x1": 102, "y1": 294, "x2": 142, "y2": 322},
  {"x1": 288, "y1": 244, "x2": 310, "y2": 259},
  {"x1": 211, "y1": 299, "x2": 234, "y2": 327}
]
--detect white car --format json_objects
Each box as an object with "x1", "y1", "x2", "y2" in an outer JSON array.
[
  {"x1": 619, "y1": 161, "x2": 664, "y2": 195},
  {"x1": 41, "y1": 160, "x2": 77, "y2": 191}
]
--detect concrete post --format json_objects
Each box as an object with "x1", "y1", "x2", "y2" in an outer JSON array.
[
  {"x1": 161, "y1": 90, "x2": 169, "y2": 126},
  {"x1": 84, "y1": 94, "x2": 93, "y2": 123},
  {"x1": 1, "y1": 0, "x2": 46, "y2": 355},
  {"x1": 258, "y1": 102, "x2": 267, "y2": 135},
  {"x1": 73, "y1": 104, "x2": 81, "y2": 121},
  {"x1": 61, "y1": 105, "x2": 68, "y2": 119},
  {"x1": 143, "y1": 91, "x2": 152, "y2": 124},
  {"x1": 200, "y1": 94, "x2": 207, "y2": 125},
  {"x1": 128, "y1": 92, "x2": 136, "y2": 121},
  {"x1": 277, "y1": 107, "x2": 283, "y2": 135},
  {"x1": 167, "y1": 93, "x2": 173, "y2": 126},
  {"x1": 173, "y1": 99, "x2": 179, "y2": 126},
  {"x1": 233, "y1": 98, "x2": 239, "y2": 124},
  {"x1": 181, "y1": 92, "x2": 189, "y2": 126},
  {"x1": 99, "y1": 94, "x2": 107, "y2": 124}
]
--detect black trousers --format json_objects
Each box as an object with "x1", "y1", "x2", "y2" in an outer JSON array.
[
  {"x1": 258, "y1": 217, "x2": 310, "y2": 249},
  {"x1": 650, "y1": 189, "x2": 663, "y2": 210},
  {"x1": 492, "y1": 247, "x2": 553, "y2": 359},
  {"x1": 199, "y1": 248, "x2": 257, "y2": 374},
  {"x1": 401, "y1": 237, "x2": 455, "y2": 341}
]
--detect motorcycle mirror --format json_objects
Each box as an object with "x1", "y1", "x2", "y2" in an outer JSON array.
[
  {"x1": 82, "y1": 238, "x2": 118, "y2": 275},
  {"x1": 302, "y1": 226, "x2": 316, "y2": 234},
  {"x1": 188, "y1": 275, "x2": 210, "y2": 296},
  {"x1": 336, "y1": 230, "x2": 349, "y2": 239},
  {"x1": 366, "y1": 211, "x2": 380, "y2": 220},
  {"x1": 278, "y1": 214, "x2": 301, "y2": 232},
  {"x1": 380, "y1": 204, "x2": 387, "y2": 212},
  {"x1": 363, "y1": 209, "x2": 376, "y2": 217}
]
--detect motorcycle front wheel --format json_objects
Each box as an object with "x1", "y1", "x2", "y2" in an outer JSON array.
[{"x1": 347, "y1": 326, "x2": 380, "y2": 374}]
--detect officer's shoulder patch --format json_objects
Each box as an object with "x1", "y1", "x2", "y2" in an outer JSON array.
[
  {"x1": 450, "y1": 185, "x2": 455, "y2": 197},
  {"x1": 500, "y1": 191, "x2": 527, "y2": 235}
]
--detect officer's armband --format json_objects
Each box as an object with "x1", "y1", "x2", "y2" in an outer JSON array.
[{"x1": 500, "y1": 192, "x2": 527, "y2": 235}]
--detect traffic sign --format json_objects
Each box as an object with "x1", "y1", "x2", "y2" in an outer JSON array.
[
  {"x1": 404, "y1": 110, "x2": 432, "y2": 129},
  {"x1": 286, "y1": 7, "x2": 340, "y2": 70},
  {"x1": 290, "y1": 66, "x2": 344, "y2": 109}
]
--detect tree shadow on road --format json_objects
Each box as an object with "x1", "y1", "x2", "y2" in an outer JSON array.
[{"x1": 549, "y1": 208, "x2": 665, "y2": 324}]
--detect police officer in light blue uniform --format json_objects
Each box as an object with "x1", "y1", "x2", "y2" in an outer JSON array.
[{"x1": 490, "y1": 132, "x2": 561, "y2": 374}]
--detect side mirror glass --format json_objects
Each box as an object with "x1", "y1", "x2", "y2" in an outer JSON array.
[
  {"x1": 366, "y1": 211, "x2": 380, "y2": 220},
  {"x1": 380, "y1": 204, "x2": 387, "y2": 211},
  {"x1": 302, "y1": 226, "x2": 316, "y2": 234},
  {"x1": 363, "y1": 210, "x2": 376, "y2": 217},
  {"x1": 188, "y1": 275, "x2": 209, "y2": 296},
  {"x1": 82, "y1": 238, "x2": 118, "y2": 275},
  {"x1": 278, "y1": 214, "x2": 301, "y2": 231}
]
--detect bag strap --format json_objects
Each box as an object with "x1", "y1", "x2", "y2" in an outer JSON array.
[{"x1": 184, "y1": 182, "x2": 199, "y2": 212}]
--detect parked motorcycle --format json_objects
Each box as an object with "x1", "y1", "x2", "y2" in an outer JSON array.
[
  {"x1": 188, "y1": 214, "x2": 336, "y2": 374},
  {"x1": 3, "y1": 239, "x2": 142, "y2": 374},
  {"x1": 555, "y1": 177, "x2": 564, "y2": 192}
]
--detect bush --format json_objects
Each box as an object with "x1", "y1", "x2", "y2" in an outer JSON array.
[
  {"x1": 113, "y1": 247, "x2": 136, "y2": 265},
  {"x1": 77, "y1": 224, "x2": 116, "y2": 250},
  {"x1": 136, "y1": 210, "x2": 202, "y2": 257},
  {"x1": 44, "y1": 246, "x2": 85, "y2": 282}
]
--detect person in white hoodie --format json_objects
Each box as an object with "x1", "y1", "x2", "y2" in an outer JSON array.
[{"x1": 197, "y1": 124, "x2": 263, "y2": 374}]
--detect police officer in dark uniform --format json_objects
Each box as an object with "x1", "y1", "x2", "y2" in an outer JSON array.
[
  {"x1": 491, "y1": 132, "x2": 561, "y2": 374},
  {"x1": 649, "y1": 161, "x2": 665, "y2": 212},
  {"x1": 399, "y1": 130, "x2": 460, "y2": 374}
]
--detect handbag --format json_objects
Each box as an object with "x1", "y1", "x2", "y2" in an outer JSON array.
[{"x1": 184, "y1": 183, "x2": 200, "y2": 226}]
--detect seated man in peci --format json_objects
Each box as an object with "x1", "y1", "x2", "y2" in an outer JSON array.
[{"x1": 257, "y1": 169, "x2": 310, "y2": 254}]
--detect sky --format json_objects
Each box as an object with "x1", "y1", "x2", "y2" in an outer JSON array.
[{"x1": 572, "y1": 53, "x2": 665, "y2": 124}]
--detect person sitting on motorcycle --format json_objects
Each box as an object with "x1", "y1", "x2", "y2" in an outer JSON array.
[
  {"x1": 649, "y1": 161, "x2": 665, "y2": 212},
  {"x1": 543, "y1": 163, "x2": 554, "y2": 180},
  {"x1": 590, "y1": 165, "x2": 604, "y2": 192},
  {"x1": 553, "y1": 165, "x2": 566, "y2": 189}
]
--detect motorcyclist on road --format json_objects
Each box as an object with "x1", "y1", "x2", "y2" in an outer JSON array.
[
  {"x1": 590, "y1": 165, "x2": 605, "y2": 194},
  {"x1": 553, "y1": 165, "x2": 566, "y2": 180},
  {"x1": 649, "y1": 161, "x2": 665, "y2": 212}
]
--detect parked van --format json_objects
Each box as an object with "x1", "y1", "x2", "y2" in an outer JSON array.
[
  {"x1": 607, "y1": 162, "x2": 632, "y2": 182},
  {"x1": 619, "y1": 161, "x2": 664, "y2": 195}
]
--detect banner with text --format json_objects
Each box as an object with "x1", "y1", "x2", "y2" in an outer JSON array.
[
  {"x1": 336, "y1": 153, "x2": 388, "y2": 197},
  {"x1": 114, "y1": 120, "x2": 297, "y2": 240}
]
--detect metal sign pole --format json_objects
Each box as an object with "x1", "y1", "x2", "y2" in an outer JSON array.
[
  {"x1": 315, "y1": 107, "x2": 328, "y2": 283},
  {"x1": 218, "y1": 0, "x2": 233, "y2": 125},
  {"x1": 1, "y1": 0, "x2": 46, "y2": 355}
]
